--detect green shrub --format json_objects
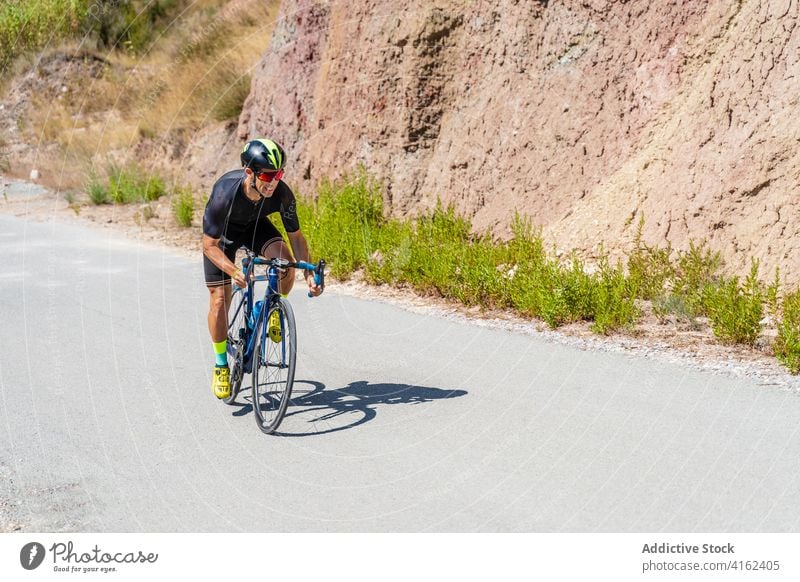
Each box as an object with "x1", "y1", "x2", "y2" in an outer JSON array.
[
  {"x1": 107, "y1": 165, "x2": 135, "y2": 204},
  {"x1": 0, "y1": 0, "x2": 89, "y2": 67},
  {"x1": 504, "y1": 216, "x2": 550, "y2": 318},
  {"x1": 304, "y1": 169, "x2": 384, "y2": 279},
  {"x1": 107, "y1": 165, "x2": 166, "y2": 204},
  {"x1": 454, "y1": 234, "x2": 505, "y2": 307},
  {"x1": 774, "y1": 289, "x2": 800, "y2": 374},
  {"x1": 766, "y1": 267, "x2": 780, "y2": 317},
  {"x1": 87, "y1": 176, "x2": 109, "y2": 204},
  {"x1": 537, "y1": 263, "x2": 578, "y2": 328},
  {"x1": 555, "y1": 257, "x2": 598, "y2": 324},
  {"x1": 509, "y1": 254, "x2": 595, "y2": 328},
  {"x1": 592, "y1": 257, "x2": 639, "y2": 334},
  {"x1": 703, "y1": 260, "x2": 763, "y2": 345},
  {"x1": 403, "y1": 202, "x2": 473, "y2": 297},
  {"x1": 673, "y1": 240, "x2": 723, "y2": 316},
  {"x1": 142, "y1": 174, "x2": 166, "y2": 202},
  {"x1": 363, "y1": 220, "x2": 414, "y2": 285},
  {"x1": 171, "y1": 186, "x2": 194, "y2": 227},
  {"x1": 298, "y1": 171, "x2": 800, "y2": 364},
  {"x1": 627, "y1": 216, "x2": 673, "y2": 301},
  {"x1": 87, "y1": 0, "x2": 185, "y2": 54},
  {"x1": 0, "y1": 0, "x2": 186, "y2": 66}
]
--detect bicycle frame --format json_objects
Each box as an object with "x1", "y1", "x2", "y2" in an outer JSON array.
[{"x1": 229, "y1": 251, "x2": 325, "y2": 375}]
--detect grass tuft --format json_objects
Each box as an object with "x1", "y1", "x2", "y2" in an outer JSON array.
[
  {"x1": 210, "y1": 73, "x2": 250, "y2": 121},
  {"x1": 87, "y1": 165, "x2": 166, "y2": 205},
  {"x1": 87, "y1": 174, "x2": 109, "y2": 205},
  {"x1": 171, "y1": 185, "x2": 194, "y2": 227},
  {"x1": 107, "y1": 165, "x2": 166, "y2": 204}
]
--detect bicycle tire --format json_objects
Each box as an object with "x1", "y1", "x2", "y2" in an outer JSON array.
[
  {"x1": 252, "y1": 297, "x2": 296, "y2": 434},
  {"x1": 224, "y1": 289, "x2": 247, "y2": 405}
]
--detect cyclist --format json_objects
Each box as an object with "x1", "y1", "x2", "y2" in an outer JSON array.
[{"x1": 202, "y1": 138, "x2": 323, "y2": 399}]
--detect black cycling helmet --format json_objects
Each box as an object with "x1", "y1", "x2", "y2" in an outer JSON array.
[{"x1": 240, "y1": 138, "x2": 286, "y2": 172}]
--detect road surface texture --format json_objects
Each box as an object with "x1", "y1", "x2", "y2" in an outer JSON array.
[{"x1": 2, "y1": 212, "x2": 800, "y2": 532}]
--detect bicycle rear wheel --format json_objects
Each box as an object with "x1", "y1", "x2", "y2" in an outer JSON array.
[
  {"x1": 252, "y1": 297, "x2": 296, "y2": 434},
  {"x1": 224, "y1": 288, "x2": 247, "y2": 405}
]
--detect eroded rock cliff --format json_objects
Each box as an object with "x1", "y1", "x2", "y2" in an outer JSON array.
[{"x1": 238, "y1": 0, "x2": 800, "y2": 279}]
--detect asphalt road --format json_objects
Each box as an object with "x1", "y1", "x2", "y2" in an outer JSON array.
[{"x1": 2, "y1": 212, "x2": 800, "y2": 532}]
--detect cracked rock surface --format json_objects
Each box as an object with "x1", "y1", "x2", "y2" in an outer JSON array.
[{"x1": 239, "y1": 0, "x2": 800, "y2": 281}]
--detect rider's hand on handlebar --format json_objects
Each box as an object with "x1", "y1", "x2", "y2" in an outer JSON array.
[
  {"x1": 232, "y1": 268, "x2": 248, "y2": 289},
  {"x1": 304, "y1": 270, "x2": 323, "y2": 297}
]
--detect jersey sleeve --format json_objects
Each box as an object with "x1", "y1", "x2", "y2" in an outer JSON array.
[
  {"x1": 277, "y1": 182, "x2": 301, "y2": 233},
  {"x1": 202, "y1": 180, "x2": 231, "y2": 239}
]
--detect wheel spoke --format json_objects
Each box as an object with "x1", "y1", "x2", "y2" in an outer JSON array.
[{"x1": 251, "y1": 299, "x2": 296, "y2": 434}]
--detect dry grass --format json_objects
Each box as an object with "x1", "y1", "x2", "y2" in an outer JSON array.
[
  {"x1": 26, "y1": 66, "x2": 139, "y2": 189},
  {"x1": 137, "y1": 1, "x2": 279, "y2": 134},
  {"x1": 17, "y1": 0, "x2": 280, "y2": 189}
]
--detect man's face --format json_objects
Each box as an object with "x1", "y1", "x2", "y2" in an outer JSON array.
[{"x1": 250, "y1": 168, "x2": 283, "y2": 197}]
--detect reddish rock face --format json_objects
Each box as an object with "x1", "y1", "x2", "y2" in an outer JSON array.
[{"x1": 238, "y1": 0, "x2": 800, "y2": 281}]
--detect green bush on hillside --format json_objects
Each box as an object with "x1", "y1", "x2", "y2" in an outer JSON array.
[
  {"x1": 774, "y1": 289, "x2": 800, "y2": 374},
  {"x1": 86, "y1": 174, "x2": 109, "y2": 205},
  {"x1": 107, "y1": 165, "x2": 166, "y2": 204},
  {"x1": 593, "y1": 256, "x2": 639, "y2": 334},
  {"x1": 0, "y1": 0, "x2": 88, "y2": 66},
  {"x1": 293, "y1": 171, "x2": 800, "y2": 370},
  {"x1": 627, "y1": 216, "x2": 673, "y2": 301},
  {"x1": 298, "y1": 172, "x2": 644, "y2": 334},
  {"x1": 673, "y1": 240, "x2": 723, "y2": 317},
  {"x1": 702, "y1": 260, "x2": 764, "y2": 346},
  {"x1": 301, "y1": 169, "x2": 384, "y2": 279},
  {"x1": 171, "y1": 186, "x2": 194, "y2": 227},
  {"x1": 0, "y1": 0, "x2": 188, "y2": 67}
]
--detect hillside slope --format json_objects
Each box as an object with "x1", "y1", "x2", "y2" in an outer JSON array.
[{"x1": 237, "y1": 0, "x2": 800, "y2": 280}]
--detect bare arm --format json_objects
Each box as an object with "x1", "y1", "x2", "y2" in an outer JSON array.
[
  {"x1": 287, "y1": 229, "x2": 322, "y2": 296},
  {"x1": 286, "y1": 229, "x2": 310, "y2": 263}
]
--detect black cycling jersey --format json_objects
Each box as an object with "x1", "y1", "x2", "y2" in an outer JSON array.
[{"x1": 202, "y1": 169, "x2": 300, "y2": 239}]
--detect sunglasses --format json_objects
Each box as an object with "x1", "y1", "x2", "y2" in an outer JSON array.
[{"x1": 255, "y1": 169, "x2": 284, "y2": 183}]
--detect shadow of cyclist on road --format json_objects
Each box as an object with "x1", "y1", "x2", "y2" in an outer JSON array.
[{"x1": 231, "y1": 379, "x2": 467, "y2": 436}]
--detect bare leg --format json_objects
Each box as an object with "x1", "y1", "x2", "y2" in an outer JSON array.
[{"x1": 207, "y1": 284, "x2": 232, "y2": 343}]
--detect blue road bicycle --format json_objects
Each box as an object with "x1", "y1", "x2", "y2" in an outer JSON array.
[{"x1": 224, "y1": 249, "x2": 325, "y2": 434}]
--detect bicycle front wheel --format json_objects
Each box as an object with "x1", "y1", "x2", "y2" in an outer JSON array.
[{"x1": 252, "y1": 297, "x2": 297, "y2": 434}]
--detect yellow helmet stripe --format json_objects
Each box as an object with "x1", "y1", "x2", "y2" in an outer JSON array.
[{"x1": 256, "y1": 138, "x2": 282, "y2": 169}]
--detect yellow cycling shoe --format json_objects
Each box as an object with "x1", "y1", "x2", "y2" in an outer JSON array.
[
  {"x1": 268, "y1": 309, "x2": 282, "y2": 343},
  {"x1": 212, "y1": 365, "x2": 231, "y2": 399}
]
